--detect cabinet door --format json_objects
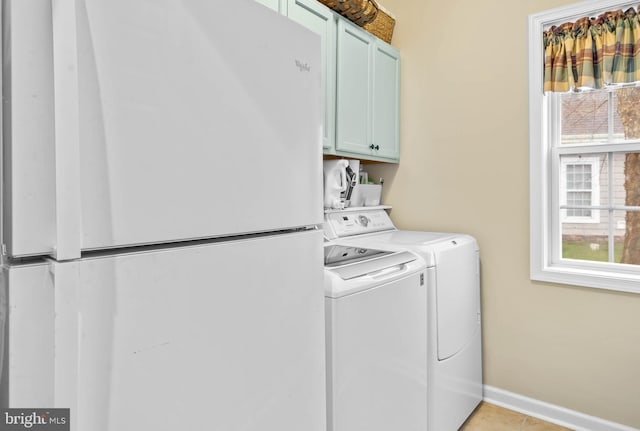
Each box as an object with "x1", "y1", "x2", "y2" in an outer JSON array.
[
  {"x1": 336, "y1": 20, "x2": 373, "y2": 155},
  {"x1": 372, "y1": 42, "x2": 400, "y2": 161},
  {"x1": 288, "y1": 0, "x2": 336, "y2": 151}
]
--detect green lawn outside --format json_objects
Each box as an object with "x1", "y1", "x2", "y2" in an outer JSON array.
[{"x1": 562, "y1": 241, "x2": 624, "y2": 263}]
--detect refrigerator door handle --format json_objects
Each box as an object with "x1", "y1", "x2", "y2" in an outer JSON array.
[
  {"x1": 50, "y1": 260, "x2": 80, "y2": 424},
  {"x1": 52, "y1": 0, "x2": 83, "y2": 261}
]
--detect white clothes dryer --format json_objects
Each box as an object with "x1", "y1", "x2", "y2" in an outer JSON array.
[
  {"x1": 324, "y1": 244, "x2": 428, "y2": 431},
  {"x1": 324, "y1": 208, "x2": 483, "y2": 431}
]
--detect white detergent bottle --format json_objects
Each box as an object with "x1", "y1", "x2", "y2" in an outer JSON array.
[{"x1": 323, "y1": 160, "x2": 349, "y2": 209}]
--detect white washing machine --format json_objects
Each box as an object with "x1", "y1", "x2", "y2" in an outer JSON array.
[
  {"x1": 324, "y1": 208, "x2": 483, "y2": 431},
  {"x1": 324, "y1": 243, "x2": 428, "y2": 431}
]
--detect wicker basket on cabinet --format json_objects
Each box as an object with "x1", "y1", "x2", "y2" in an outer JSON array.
[
  {"x1": 316, "y1": 0, "x2": 396, "y2": 43},
  {"x1": 363, "y1": 5, "x2": 395, "y2": 43},
  {"x1": 316, "y1": 0, "x2": 379, "y2": 26}
]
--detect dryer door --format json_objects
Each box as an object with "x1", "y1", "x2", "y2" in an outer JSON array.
[{"x1": 433, "y1": 238, "x2": 480, "y2": 360}]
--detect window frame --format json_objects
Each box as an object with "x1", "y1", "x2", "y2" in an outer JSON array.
[{"x1": 528, "y1": 0, "x2": 640, "y2": 294}]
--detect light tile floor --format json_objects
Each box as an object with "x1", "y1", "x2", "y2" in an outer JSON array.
[{"x1": 460, "y1": 402, "x2": 574, "y2": 431}]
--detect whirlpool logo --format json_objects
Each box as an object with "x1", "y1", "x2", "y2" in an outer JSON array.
[
  {"x1": 295, "y1": 59, "x2": 311, "y2": 72},
  {"x1": 0, "y1": 409, "x2": 69, "y2": 431}
]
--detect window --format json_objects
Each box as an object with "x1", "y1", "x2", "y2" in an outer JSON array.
[
  {"x1": 560, "y1": 156, "x2": 600, "y2": 223},
  {"x1": 529, "y1": 0, "x2": 640, "y2": 293}
]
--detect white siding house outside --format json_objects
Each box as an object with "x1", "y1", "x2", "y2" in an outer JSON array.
[{"x1": 559, "y1": 91, "x2": 627, "y2": 243}]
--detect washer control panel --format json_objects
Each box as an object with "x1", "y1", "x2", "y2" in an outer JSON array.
[{"x1": 324, "y1": 209, "x2": 395, "y2": 239}]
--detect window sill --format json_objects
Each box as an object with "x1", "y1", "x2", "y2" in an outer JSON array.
[{"x1": 531, "y1": 263, "x2": 640, "y2": 294}]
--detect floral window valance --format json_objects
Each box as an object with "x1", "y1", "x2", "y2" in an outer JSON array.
[{"x1": 544, "y1": 6, "x2": 640, "y2": 92}]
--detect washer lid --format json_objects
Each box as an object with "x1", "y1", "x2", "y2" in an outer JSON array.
[
  {"x1": 324, "y1": 245, "x2": 417, "y2": 281},
  {"x1": 324, "y1": 244, "x2": 392, "y2": 267}
]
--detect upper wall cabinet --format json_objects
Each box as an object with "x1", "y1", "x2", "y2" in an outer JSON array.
[
  {"x1": 335, "y1": 19, "x2": 400, "y2": 163},
  {"x1": 371, "y1": 42, "x2": 400, "y2": 161},
  {"x1": 254, "y1": 0, "x2": 287, "y2": 14},
  {"x1": 335, "y1": 20, "x2": 374, "y2": 157},
  {"x1": 287, "y1": 0, "x2": 336, "y2": 152},
  {"x1": 254, "y1": 0, "x2": 400, "y2": 163}
]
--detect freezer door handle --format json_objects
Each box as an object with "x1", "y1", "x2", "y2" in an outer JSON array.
[{"x1": 52, "y1": 0, "x2": 82, "y2": 260}]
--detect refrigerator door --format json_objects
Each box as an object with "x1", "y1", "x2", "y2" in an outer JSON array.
[
  {"x1": 0, "y1": 262, "x2": 56, "y2": 408},
  {"x1": 4, "y1": 0, "x2": 323, "y2": 258},
  {"x1": 1, "y1": 230, "x2": 326, "y2": 431}
]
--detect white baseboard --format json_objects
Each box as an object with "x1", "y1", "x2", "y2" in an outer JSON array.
[{"x1": 483, "y1": 385, "x2": 640, "y2": 431}]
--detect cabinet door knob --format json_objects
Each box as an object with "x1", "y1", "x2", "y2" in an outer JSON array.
[
  {"x1": 375, "y1": 145, "x2": 380, "y2": 150},
  {"x1": 369, "y1": 144, "x2": 380, "y2": 151},
  {"x1": 369, "y1": 144, "x2": 375, "y2": 150}
]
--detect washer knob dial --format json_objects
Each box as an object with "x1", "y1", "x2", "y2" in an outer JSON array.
[{"x1": 358, "y1": 215, "x2": 370, "y2": 227}]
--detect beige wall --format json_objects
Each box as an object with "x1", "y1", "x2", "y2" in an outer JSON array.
[{"x1": 365, "y1": 0, "x2": 640, "y2": 427}]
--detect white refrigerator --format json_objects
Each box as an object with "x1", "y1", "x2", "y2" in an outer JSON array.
[{"x1": 0, "y1": 1, "x2": 326, "y2": 430}]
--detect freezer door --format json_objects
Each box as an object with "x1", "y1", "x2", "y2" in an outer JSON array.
[
  {"x1": 4, "y1": 0, "x2": 323, "y2": 258},
  {"x1": 3, "y1": 230, "x2": 326, "y2": 430},
  {"x1": 2, "y1": 1, "x2": 57, "y2": 258}
]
